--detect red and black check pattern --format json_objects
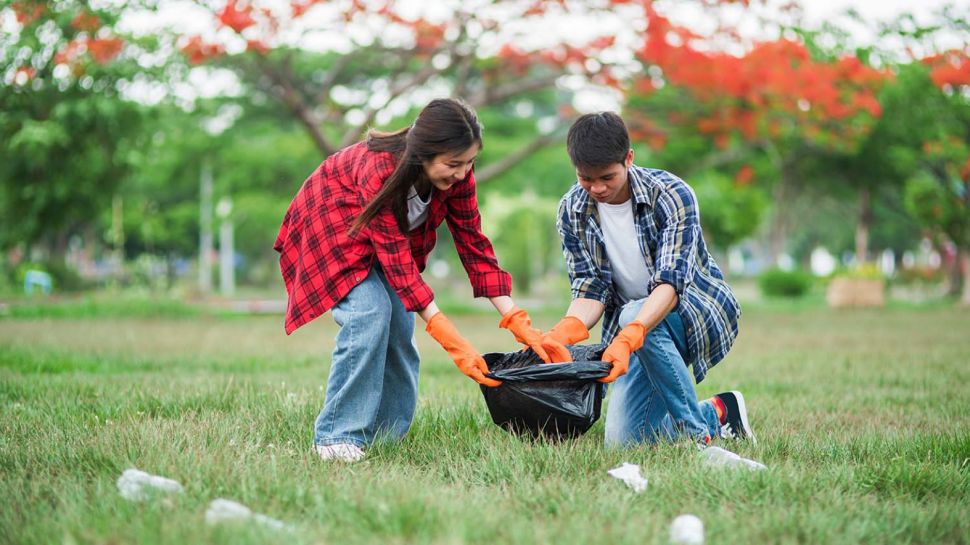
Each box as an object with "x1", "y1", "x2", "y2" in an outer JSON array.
[{"x1": 274, "y1": 141, "x2": 511, "y2": 334}]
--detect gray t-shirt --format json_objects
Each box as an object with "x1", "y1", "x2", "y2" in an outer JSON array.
[{"x1": 407, "y1": 186, "x2": 432, "y2": 230}]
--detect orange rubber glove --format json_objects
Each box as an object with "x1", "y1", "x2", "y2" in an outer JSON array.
[
  {"x1": 545, "y1": 316, "x2": 590, "y2": 345},
  {"x1": 426, "y1": 312, "x2": 501, "y2": 387},
  {"x1": 499, "y1": 307, "x2": 572, "y2": 363},
  {"x1": 600, "y1": 322, "x2": 647, "y2": 383}
]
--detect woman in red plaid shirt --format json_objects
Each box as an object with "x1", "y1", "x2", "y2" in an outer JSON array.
[{"x1": 275, "y1": 99, "x2": 570, "y2": 462}]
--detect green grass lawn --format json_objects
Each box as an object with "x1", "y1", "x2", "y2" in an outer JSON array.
[{"x1": 1, "y1": 304, "x2": 968, "y2": 544}]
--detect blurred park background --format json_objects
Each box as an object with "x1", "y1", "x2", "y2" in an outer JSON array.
[{"x1": 2, "y1": 0, "x2": 968, "y2": 312}]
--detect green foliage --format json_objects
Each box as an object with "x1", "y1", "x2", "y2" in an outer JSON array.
[
  {"x1": 480, "y1": 191, "x2": 561, "y2": 294},
  {"x1": 117, "y1": 102, "x2": 321, "y2": 277},
  {"x1": 690, "y1": 170, "x2": 768, "y2": 251},
  {"x1": 904, "y1": 172, "x2": 970, "y2": 249},
  {"x1": 758, "y1": 267, "x2": 813, "y2": 298},
  {"x1": 0, "y1": 1, "x2": 154, "y2": 252},
  {"x1": 892, "y1": 62, "x2": 970, "y2": 257},
  {"x1": 1, "y1": 294, "x2": 200, "y2": 319}
]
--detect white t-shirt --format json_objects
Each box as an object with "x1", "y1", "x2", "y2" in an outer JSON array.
[
  {"x1": 407, "y1": 186, "x2": 432, "y2": 230},
  {"x1": 597, "y1": 199, "x2": 650, "y2": 303}
]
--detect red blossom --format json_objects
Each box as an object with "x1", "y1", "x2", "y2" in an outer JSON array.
[
  {"x1": 11, "y1": 1, "x2": 45, "y2": 25},
  {"x1": 928, "y1": 51, "x2": 970, "y2": 88},
  {"x1": 218, "y1": 0, "x2": 256, "y2": 33},
  {"x1": 247, "y1": 39, "x2": 269, "y2": 55},
  {"x1": 70, "y1": 12, "x2": 101, "y2": 32},
  {"x1": 179, "y1": 36, "x2": 226, "y2": 65},
  {"x1": 735, "y1": 165, "x2": 754, "y2": 186},
  {"x1": 54, "y1": 40, "x2": 84, "y2": 66},
  {"x1": 87, "y1": 38, "x2": 124, "y2": 63},
  {"x1": 14, "y1": 66, "x2": 36, "y2": 84}
]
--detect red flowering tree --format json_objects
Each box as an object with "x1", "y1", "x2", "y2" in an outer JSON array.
[
  {"x1": 621, "y1": 0, "x2": 891, "y2": 265},
  {"x1": 174, "y1": 0, "x2": 627, "y2": 181},
  {"x1": 901, "y1": 47, "x2": 970, "y2": 304}
]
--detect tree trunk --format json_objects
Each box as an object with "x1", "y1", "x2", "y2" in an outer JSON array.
[
  {"x1": 960, "y1": 249, "x2": 970, "y2": 307},
  {"x1": 766, "y1": 164, "x2": 794, "y2": 267},
  {"x1": 939, "y1": 238, "x2": 962, "y2": 297},
  {"x1": 855, "y1": 187, "x2": 872, "y2": 265}
]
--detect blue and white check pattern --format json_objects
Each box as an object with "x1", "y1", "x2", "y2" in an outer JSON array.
[{"x1": 556, "y1": 165, "x2": 741, "y2": 383}]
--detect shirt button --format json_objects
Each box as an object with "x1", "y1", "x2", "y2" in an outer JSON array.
[{"x1": 355, "y1": 276, "x2": 360, "y2": 282}]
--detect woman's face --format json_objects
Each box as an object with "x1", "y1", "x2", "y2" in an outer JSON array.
[{"x1": 422, "y1": 145, "x2": 479, "y2": 191}]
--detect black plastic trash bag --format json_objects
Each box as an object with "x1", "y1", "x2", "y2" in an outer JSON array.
[{"x1": 480, "y1": 344, "x2": 610, "y2": 439}]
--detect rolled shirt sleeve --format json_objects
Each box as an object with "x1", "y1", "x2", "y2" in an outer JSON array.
[
  {"x1": 650, "y1": 178, "x2": 700, "y2": 296},
  {"x1": 445, "y1": 171, "x2": 513, "y2": 298},
  {"x1": 557, "y1": 195, "x2": 611, "y2": 305}
]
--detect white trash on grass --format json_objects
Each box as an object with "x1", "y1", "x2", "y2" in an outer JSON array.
[
  {"x1": 670, "y1": 514, "x2": 705, "y2": 545},
  {"x1": 700, "y1": 446, "x2": 766, "y2": 470},
  {"x1": 607, "y1": 462, "x2": 649, "y2": 492},
  {"x1": 205, "y1": 498, "x2": 288, "y2": 531},
  {"x1": 117, "y1": 468, "x2": 184, "y2": 501}
]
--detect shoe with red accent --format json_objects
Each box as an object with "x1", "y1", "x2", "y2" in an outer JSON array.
[{"x1": 714, "y1": 391, "x2": 756, "y2": 444}]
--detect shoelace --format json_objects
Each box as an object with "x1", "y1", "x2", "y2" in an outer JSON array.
[{"x1": 720, "y1": 422, "x2": 736, "y2": 439}]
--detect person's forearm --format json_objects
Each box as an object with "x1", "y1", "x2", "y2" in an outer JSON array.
[
  {"x1": 629, "y1": 283, "x2": 679, "y2": 333},
  {"x1": 418, "y1": 300, "x2": 441, "y2": 323},
  {"x1": 564, "y1": 298, "x2": 606, "y2": 330},
  {"x1": 422, "y1": 296, "x2": 514, "y2": 323},
  {"x1": 489, "y1": 295, "x2": 515, "y2": 316}
]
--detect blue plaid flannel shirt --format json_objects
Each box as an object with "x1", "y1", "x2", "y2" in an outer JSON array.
[{"x1": 556, "y1": 165, "x2": 741, "y2": 383}]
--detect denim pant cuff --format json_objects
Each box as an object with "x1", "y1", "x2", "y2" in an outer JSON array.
[{"x1": 315, "y1": 436, "x2": 366, "y2": 448}]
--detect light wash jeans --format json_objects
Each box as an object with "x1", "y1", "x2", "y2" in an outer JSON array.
[
  {"x1": 604, "y1": 298, "x2": 721, "y2": 447},
  {"x1": 313, "y1": 266, "x2": 420, "y2": 448}
]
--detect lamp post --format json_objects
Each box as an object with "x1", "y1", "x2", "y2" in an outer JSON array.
[
  {"x1": 216, "y1": 197, "x2": 235, "y2": 296},
  {"x1": 198, "y1": 162, "x2": 214, "y2": 295}
]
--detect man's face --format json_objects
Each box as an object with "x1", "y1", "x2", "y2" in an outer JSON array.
[{"x1": 575, "y1": 149, "x2": 633, "y2": 204}]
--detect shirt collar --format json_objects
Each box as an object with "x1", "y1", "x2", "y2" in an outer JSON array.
[
  {"x1": 627, "y1": 165, "x2": 655, "y2": 207},
  {"x1": 570, "y1": 164, "x2": 654, "y2": 214}
]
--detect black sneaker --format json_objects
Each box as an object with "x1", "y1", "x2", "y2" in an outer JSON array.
[{"x1": 714, "y1": 391, "x2": 757, "y2": 444}]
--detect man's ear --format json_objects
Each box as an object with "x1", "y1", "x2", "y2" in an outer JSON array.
[{"x1": 624, "y1": 148, "x2": 634, "y2": 168}]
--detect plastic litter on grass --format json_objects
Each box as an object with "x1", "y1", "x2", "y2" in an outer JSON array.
[
  {"x1": 670, "y1": 514, "x2": 705, "y2": 545},
  {"x1": 699, "y1": 446, "x2": 766, "y2": 470},
  {"x1": 607, "y1": 462, "x2": 649, "y2": 492},
  {"x1": 205, "y1": 498, "x2": 289, "y2": 531},
  {"x1": 116, "y1": 468, "x2": 184, "y2": 501}
]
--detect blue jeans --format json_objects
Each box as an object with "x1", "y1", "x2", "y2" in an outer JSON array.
[
  {"x1": 604, "y1": 299, "x2": 721, "y2": 447},
  {"x1": 314, "y1": 266, "x2": 420, "y2": 448}
]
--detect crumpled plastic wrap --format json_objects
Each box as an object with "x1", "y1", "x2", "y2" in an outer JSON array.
[
  {"x1": 204, "y1": 498, "x2": 288, "y2": 530},
  {"x1": 116, "y1": 468, "x2": 184, "y2": 501},
  {"x1": 700, "y1": 446, "x2": 767, "y2": 470},
  {"x1": 607, "y1": 462, "x2": 649, "y2": 493}
]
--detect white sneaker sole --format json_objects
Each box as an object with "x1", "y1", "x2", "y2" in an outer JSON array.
[
  {"x1": 730, "y1": 390, "x2": 757, "y2": 445},
  {"x1": 314, "y1": 443, "x2": 365, "y2": 463}
]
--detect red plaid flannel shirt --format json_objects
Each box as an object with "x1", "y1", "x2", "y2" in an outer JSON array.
[{"x1": 274, "y1": 141, "x2": 512, "y2": 334}]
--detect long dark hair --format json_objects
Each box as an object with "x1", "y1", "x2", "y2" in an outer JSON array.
[{"x1": 350, "y1": 98, "x2": 483, "y2": 234}]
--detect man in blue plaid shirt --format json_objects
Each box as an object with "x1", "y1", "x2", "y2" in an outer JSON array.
[{"x1": 541, "y1": 112, "x2": 754, "y2": 448}]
